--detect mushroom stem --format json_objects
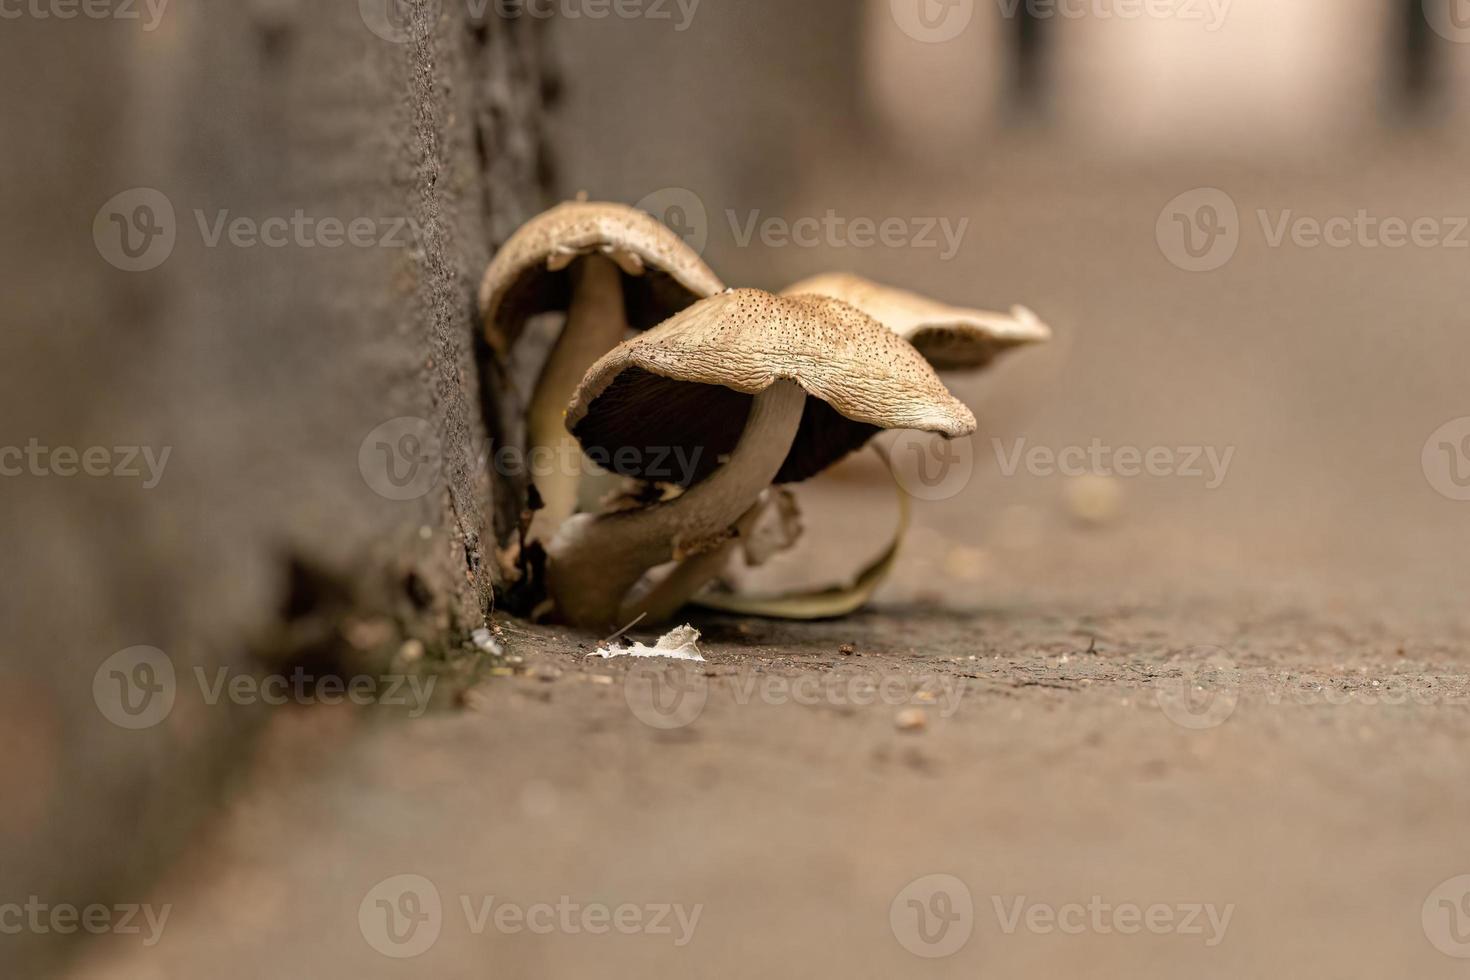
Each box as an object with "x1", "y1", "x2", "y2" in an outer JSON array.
[
  {"x1": 546, "y1": 380, "x2": 807, "y2": 631},
  {"x1": 526, "y1": 254, "x2": 627, "y2": 542},
  {"x1": 620, "y1": 496, "x2": 767, "y2": 626}
]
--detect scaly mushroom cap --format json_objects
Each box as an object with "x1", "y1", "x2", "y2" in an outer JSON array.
[
  {"x1": 567, "y1": 289, "x2": 977, "y2": 486},
  {"x1": 478, "y1": 200, "x2": 725, "y2": 357},
  {"x1": 781, "y1": 272, "x2": 1050, "y2": 371}
]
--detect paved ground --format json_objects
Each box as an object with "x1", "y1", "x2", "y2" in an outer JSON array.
[
  {"x1": 63, "y1": 130, "x2": 1470, "y2": 978},
  {"x1": 67, "y1": 578, "x2": 1470, "y2": 978}
]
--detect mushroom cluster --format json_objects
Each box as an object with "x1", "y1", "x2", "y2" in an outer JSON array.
[{"x1": 481, "y1": 202, "x2": 1049, "y2": 631}]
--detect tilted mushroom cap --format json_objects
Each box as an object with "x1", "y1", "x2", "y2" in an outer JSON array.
[
  {"x1": 566, "y1": 289, "x2": 976, "y2": 486},
  {"x1": 478, "y1": 200, "x2": 724, "y2": 356},
  {"x1": 781, "y1": 272, "x2": 1050, "y2": 371}
]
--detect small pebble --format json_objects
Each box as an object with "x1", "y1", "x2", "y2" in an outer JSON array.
[
  {"x1": 398, "y1": 639, "x2": 425, "y2": 663},
  {"x1": 942, "y1": 545, "x2": 989, "y2": 582},
  {"x1": 1065, "y1": 474, "x2": 1124, "y2": 527},
  {"x1": 461, "y1": 686, "x2": 495, "y2": 711},
  {"x1": 895, "y1": 708, "x2": 928, "y2": 732},
  {"x1": 344, "y1": 618, "x2": 395, "y2": 651}
]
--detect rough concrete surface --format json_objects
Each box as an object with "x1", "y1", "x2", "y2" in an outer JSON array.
[{"x1": 0, "y1": 2, "x2": 550, "y2": 975}]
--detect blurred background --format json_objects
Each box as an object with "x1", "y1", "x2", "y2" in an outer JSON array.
[{"x1": 549, "y1": 0, "x2": 1470, "y2": 611}]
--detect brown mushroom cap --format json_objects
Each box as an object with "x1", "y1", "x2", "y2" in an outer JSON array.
[
  {"x1": 478, "y1": 200, "x2": 724, "y2": 356},
  {"x1": 567, "y1": 289, "x2": 977, "y2": 486},
  {"x1": 781, "y1": 272, "x2": 1050, "y2": 371}
]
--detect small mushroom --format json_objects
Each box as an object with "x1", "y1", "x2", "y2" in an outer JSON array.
[
  {"x1": 545, "y1": 289, "x2": 975, "y2": 630},
  {"x1": 480, "y1": 201, "x2": 724, "y2": 540},
  {"x1": 781, "y1": 272, "x2": 1050, "y2": 371}
]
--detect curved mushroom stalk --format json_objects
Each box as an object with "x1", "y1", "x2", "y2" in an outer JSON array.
[
  {"x1": 525, "y1": 254, "x2": 627, "y2": 542},
  {"x1": 620, "y1": 499, "x2": 760, "y2": 627},
  {"x1": 546, "y1": 381, "x2": 806, "y2": 631},
  {"x1": 621, "y1": 488, "x2": 801, "y2": 626}
]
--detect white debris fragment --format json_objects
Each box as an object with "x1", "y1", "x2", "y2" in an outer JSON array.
[
  {"x1": 591, "y1": 624, "x2": 706, "y2": 662},
  {"x1": 471, "y1": 628, "x2": 505, "y2": 657}
]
